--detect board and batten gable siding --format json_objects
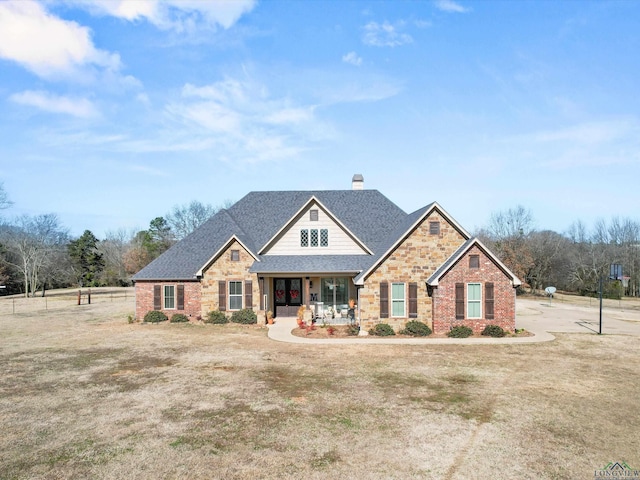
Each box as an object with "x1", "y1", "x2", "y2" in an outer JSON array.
[
  {"x1": 262, "y1": 202, "x2": 368, "y2": 255},
  {"x1": 358, "y1": 210, "x2": 467, "y2": 332},
  {"x1": 200, "y1": 240, "x2": 262, "y2": 322}
]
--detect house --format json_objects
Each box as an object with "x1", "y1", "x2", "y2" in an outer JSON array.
[{"x1": 133, "y1": 175, "x2": 520, "y2": 334}]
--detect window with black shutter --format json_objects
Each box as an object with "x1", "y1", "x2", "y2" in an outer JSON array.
[
  {"x1": 380, "y1": 282, "x2": 389, "y2": 318},
  {"x1": 485, "y1": 283, "x2": 494, "y2": 320},
  {"x1": 245, "y1": 280, "x2": 253, "y2": 310},
  {"x1": 455, "y1": 283, "x2": 465, "y2": 320},
  {"x1": 409, "y1": 282, "x2": 418, "y2": 318},
  {"x1": 153, "y1": 285, "x2": 161, "y2": 310},
  {"x1": 177, "y1": 284, "x2": 184, "y2": 310},
  {"x1": 218, "y1": 281, "x2": 227, "y2": 311}
]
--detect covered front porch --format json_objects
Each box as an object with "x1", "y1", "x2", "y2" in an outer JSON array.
[{"x1": 257, "y1": 275, "x2": 359, "y2": 323}]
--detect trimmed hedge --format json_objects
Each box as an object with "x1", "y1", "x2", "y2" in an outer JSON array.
[
  {"x1": 481, "y1": 325, "x2": 506, "y2": 337},
  {"x1": 400, "y1": 320, "x2": 432, "y2": 337},
  {"x1": 447, "y1": 325, "x2": 473, "y2": 338},
  {"x1": 230, "y1": 308, "x2": 257, "y2": 324},
  {"x1": 144, "y1": 310, "x2": 168, "y2": 323},
  {"x1": 368, "y1": 323, "x2": 395, "y2": 336},
  {"x1": 170, "y1": 313, "x2": 189, "y2": 323},
  {"x1": 206, "y1": 310, "x2": 229, "y2": 324}
]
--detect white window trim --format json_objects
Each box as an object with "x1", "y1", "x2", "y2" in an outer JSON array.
[
  {"x1": 228, "y1": 280, "x2": 243, "y2": 311},
  {"x1": 467, "y1": 283, "x2": 482, "y2": 319},
  {"x1": 163, "y1": 284, "x2": 175, "y2": 310},
  {"x1": 391, "y1": 282, "x2": 406, "y2": 318}
]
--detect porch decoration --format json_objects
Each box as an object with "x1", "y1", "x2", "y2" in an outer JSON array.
[{"x1": 266, "y1": 311, "x2": 274, "y2": 325}]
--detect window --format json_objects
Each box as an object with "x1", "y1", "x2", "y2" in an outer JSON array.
[
  {"x1": 391, "y1": 282, "x2": 406, "y2": 317},
  {"x1": 310, "y1": 209, "x2": 319, "y2": 221},
  {"x1": 300, "y1": 229, "x2": 309, "y2": 247},
  {"x1": 231, "y1": 250, "x2": 240, "y2": 262},
  {"x1": 429, "y1": 221, "x2": 440, "y2": 235},
  {"x1": 467, "y1": 283, "x2": 481, "y2": 318},
  {"x1": 320, "y1": 229, "x2": 328, "y2": 247},
  {"x1": 229, "y1": 281, "x2": 243, "y2": 310},
  {"x1": 164, "y1": 285, "x2": 175, "y2": 309},
  {"x1": 310, "y1": 229, "x2": 318, "y2": 247},
  {"x1": 469, "y1": 254, "x2": 479, "y2": 269}
]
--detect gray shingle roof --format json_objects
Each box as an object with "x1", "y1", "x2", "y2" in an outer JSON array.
[
  {"x1": 133, "y1": 189, "x2": 408, "y2": 281},
  {"x1": 249, "y1": 255, "x2": 373, "y2": 274}
]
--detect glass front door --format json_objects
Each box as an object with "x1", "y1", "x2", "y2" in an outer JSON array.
[
  {"x1": 321, "y1": 277, "x2": 348, "y2": 308},
  {"x1": 274, "y1": 278, "x2": 302, "y2": 316}
]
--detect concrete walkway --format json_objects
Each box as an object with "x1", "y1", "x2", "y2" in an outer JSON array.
[{"x1": 266, "y1": 314, "x2": 556, "y2": 345}]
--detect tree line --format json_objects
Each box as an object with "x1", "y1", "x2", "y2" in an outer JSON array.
[
  {"x1": 0, "y1": 183, "x2": 231, "y2": 297},
  {"x1": 0, "y1": 181, "x2": 636, "y2": 299}
]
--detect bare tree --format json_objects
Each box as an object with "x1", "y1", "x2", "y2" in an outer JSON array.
[
  {"x1": 100, "y1": 228, "x2": 135, "y2": 286},
  {"x1": 165, "y1": 200, "x2": 232, "y2": 241},
  {"x1": 0, "y1": 181, "x2": 12, "y2": 212},
  {"x1": 2, "y1": 214, "x2": 69, "y2": 297}
]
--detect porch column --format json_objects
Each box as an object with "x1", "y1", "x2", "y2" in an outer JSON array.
[{"x1": 305, "y1": 277, "x2": 310, "y2": 310}]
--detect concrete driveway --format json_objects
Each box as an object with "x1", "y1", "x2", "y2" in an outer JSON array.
[{"x1": 516, "y1": 297, "x2": 640, "y2": 336}]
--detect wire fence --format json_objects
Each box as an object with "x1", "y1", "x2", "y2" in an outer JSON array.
[{"x1": 0, "y1": 288, "x2": 134, "y2": 315}]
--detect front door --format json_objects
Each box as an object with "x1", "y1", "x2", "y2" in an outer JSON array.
[{"x1": 274, "y1": 278, "x2": 302, "y2": 317}]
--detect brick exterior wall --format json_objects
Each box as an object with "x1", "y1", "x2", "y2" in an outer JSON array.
[
  {"x1": 201, "y1": 240, "x2": 264, "y2": 323},
  {"x1": 432, "y1": 245, "x2": 516, "y2": 334},
  {"x1": 134, "y1": 281, "x2": 201, "y2": 321},
  {"x1": 358, "y1": 210, "x2": 466, "y2": 332}
]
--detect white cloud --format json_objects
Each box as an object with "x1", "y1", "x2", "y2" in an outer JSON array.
[
  {"x1": 78, "y1": 0, "x2": 256, "y2": 32},
  {"x1": 342, "y1": 51, "x2": 363, "y2": 66},
  {"x1": 265, "y1": 107, "x2": 315, "y2": 125},
  {"x1": 0, "y1": 0, "x2": 121, "y2": 79},
  {"x1": 434, "y1": 0, "x2": 471, "y2": 13},
  {"x1": 9, "y1": 90, "x2": 99, "y2": 118},
  {"x1": 362, "y1": 21, "x2": 413, "y2": 47}
]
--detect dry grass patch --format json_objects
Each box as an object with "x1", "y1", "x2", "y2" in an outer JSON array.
[{"x1": 1, "y1": 291, "x2": 639, "y2": 479}]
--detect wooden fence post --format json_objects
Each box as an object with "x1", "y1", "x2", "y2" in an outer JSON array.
[{"x1": 77, "y1": 290, "x2": 81, "y2": 305}]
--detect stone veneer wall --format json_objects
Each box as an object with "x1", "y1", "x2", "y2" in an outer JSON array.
[
  {"x1": 358, "y1": 210, "x2": 466, "y2": 332},
  {"x1": 432, "y1": 244, "x2": 516, "y2": 334},
  {"x1": 200, "y1": 240, "x2": 263, "y2": 323},
  {"x1": 134, "y1": 281, "x2": 201, "y2": 321}
]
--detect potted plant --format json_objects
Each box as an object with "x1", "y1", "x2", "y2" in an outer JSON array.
[
  {"x1": 296, "y1": 305, "x2": 306, "y2": 328},
  {"x1": 266, "y1": 311, "x2": 274, "y2": 325}
]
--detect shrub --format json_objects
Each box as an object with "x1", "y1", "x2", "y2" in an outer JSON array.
[
  {"x1": 368, "y1": 323, "x2": 395, "y2": 336},
  {"x1": 447, "y1": 325, "x2": 473, "y2": 338},
  {"x1": 230, "y1": 308, "x2": 257, "y2": 324},
  {"x1": 400, "y1": 320, "x2": 432, "y2": 337},
  {"x1": 206, "y1": 310, "x2": 228, "y2": 324},
  {"x1": 481, "y1": 324, "x2": 506, "y2": 337},
  {"x1": 144, "y1": 310, "x2": 168, "y2": 323},
  {"x1": 346, "y1": 324, "x2": 360, "y2": 336},
  {"x1": 170, "y1": 313, "x2": 189, "y2": 323}
]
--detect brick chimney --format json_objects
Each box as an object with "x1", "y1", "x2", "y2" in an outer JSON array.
[{"x1": 352, "y1": 174, "x2": 364, "y2": 190}]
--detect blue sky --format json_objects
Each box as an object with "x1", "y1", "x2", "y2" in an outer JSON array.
[{"x1": 1, "y1": 0, "x2": 638, "y2": 239}]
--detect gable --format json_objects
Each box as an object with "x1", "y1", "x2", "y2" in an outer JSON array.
[
  {"x1": 260, "y1": 199, "x2": 371, "y2": 256},
  {"x1": 355, "y1": 203, "x2": 469, "y2": 284}
]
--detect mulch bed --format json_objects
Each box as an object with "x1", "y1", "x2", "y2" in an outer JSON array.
[{"x1": 290, "y1": 324, "x2": 533, "y2": 339}]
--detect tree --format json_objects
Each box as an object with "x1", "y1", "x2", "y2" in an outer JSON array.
[
  {"x1": 2, "y1": 214, "x2": 69, "y2": 297},
  {"x1": 165, "y1": 200, "x2": 232, "y2": 240},
  {"x1": 68, "y1": 230, "x2": 105, "y2": 287},
  {"x1": 0, "y1": 181, "x2": 12, "y2": 212},
  {"x1": 100, "y1": 229, "x2": 134, "y2": 286},
  {"x1": 481, "y1": 205, "x2": 535, "y2": 290}
]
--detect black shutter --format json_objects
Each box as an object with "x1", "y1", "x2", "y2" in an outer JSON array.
[
  {"x1": 380, "y1": 282, "x2": 389, "y2": 318},
  {"x1": 153, "y1": 285, "x2": 161, "y2": 310},
  {"x1": 218, "y1": 281, "x2": 226, "y2": 311},
  {"x1": 409, "y1": 283, "x2": 418, "y2": 318},
  {"x1": 177, "y1": 284, "x2": 184, "y2": 310},
  {"x1": 245, "y1": 280, "x2": 253, "y2": 310},
  {"x1": 455, "y1": 283, "x2": 464, "y2": 320},
  {"x1": 485, "y1": 283, "x2": 494, "y2": 320}
]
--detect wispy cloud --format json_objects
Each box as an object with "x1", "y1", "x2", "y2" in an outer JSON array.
[
  {"x1": 434, "y1": 0, "x2": 471, "y2": 14},
  {"x1": 342, "y1": 51, "x2": 363, "y2": 66},
  {"x1": 9, "y1": 90, "x2": 99, "y2": 118},
  {"x1": 362, "y1": 21, "x2": 413, "y2": 47},
  {"x1": 0, "y1": 0, "x2": 121, "y2": 79},
  {"x1": 75, "y1": 0, "x2": 257, "y2": 33}
]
